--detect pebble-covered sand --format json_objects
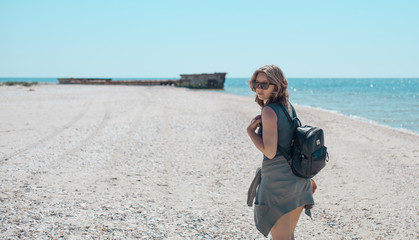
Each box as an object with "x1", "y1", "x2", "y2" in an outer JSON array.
[{"x1": 0, "y1": 84, "x2": 418, "y2": 239}]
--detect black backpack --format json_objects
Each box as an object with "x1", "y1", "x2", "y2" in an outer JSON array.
[{"x1": 277, "y1": 104, "x2": 329, "y2": 178}]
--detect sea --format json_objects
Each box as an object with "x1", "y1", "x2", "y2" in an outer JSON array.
[{"x1": 1, "y1": 77, "x2": 419, "y2": 134}]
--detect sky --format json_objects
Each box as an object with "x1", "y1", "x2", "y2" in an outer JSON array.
[{"x1": 0, "y1": 0, "x2": 418, "y2": 78}]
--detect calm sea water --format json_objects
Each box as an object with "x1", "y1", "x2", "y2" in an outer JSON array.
[
  {"x1": 2, "y1": 77, "x2": 418, "y2": 134},
  {"x1": 224, "y1": 78, "x2": 419, "y2": 134}
]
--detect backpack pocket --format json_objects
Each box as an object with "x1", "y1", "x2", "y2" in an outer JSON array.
[
  {"x1": 310, "y1": 146, "x2": 328, "y2": 176},
  {"x1": 290, "y1": 153, "x2": 311, "y2": 178}
]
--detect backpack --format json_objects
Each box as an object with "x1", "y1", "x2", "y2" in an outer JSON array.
[{"x1": 276, "y1": 104, "x2": 329, "y2": 178}]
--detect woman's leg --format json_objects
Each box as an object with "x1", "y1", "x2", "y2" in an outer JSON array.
[
  {"x1": 270, "y1": 211, "x2": 292, "y2": 240},
  {"x1": 270, "y1": 207, "x2": 304, "y2": 240},
  {"x1": 290, "y1": 206, "x2": 304, "y2": 239}
]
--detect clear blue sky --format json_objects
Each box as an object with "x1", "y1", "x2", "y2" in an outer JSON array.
[{"x1": 1, "y1": 0, "x2": 418, "y2": 78}]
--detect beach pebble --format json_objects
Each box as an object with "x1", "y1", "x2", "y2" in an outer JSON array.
[{"x1": 0, "y1": 85, "x2": 418, "y2": 239}]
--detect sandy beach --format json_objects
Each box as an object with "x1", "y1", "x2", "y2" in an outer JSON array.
[{"x1": 0, "y1": 84, "x2": 418, "y2": 239}]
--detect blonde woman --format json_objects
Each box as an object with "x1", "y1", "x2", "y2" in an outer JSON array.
[{"x1": 247, "y1": 65, "x2": 314, "y2": 239}]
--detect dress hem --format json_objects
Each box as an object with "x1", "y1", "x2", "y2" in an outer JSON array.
[{"x1": 255, "y1": 190, "x2": 314, "y2": 237}]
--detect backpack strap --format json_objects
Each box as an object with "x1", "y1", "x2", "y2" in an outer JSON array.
[
  {"x1": 279, "y1": 103, "x2": 301, "y2": 128},
  {"x1": 276, "y1": 103, "x2": 296, "y2": 163},
  {"x1": 277, "y1": 143, "x2": 292, "y2": 162},
  {"x1": 291, "y1": 104, "x2": 297, "y2": 119},
  {"x1": 279, "y1": 103, "x2": 293, "y2": 123},
  {"x1": 280, "y1": 103, "x2": 297, "y2": 123}
]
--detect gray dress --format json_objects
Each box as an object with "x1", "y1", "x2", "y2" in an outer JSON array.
[{"x1": 253, "y1": 103, "x2": 314, "y2": 237}]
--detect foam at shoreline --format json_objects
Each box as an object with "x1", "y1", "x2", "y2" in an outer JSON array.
[
  {"x1": 294, "y1": 103, "x2": 419, "y2": 137},
  {"x1": 221, "y1": 89, "x2": 419, "y2": 136}
]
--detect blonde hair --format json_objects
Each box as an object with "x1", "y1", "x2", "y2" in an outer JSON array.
[{"x1": 248, "y1": 64, "x2": 289, "y2": 107}]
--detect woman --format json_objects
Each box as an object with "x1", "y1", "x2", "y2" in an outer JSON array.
[{"x1": 247, "y1": 65, "x2": 314, "y2": 239}]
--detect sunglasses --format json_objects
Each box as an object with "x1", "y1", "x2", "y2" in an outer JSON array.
[{"x1": 252, "y1": 81, "x2": 274, "y2": 90}]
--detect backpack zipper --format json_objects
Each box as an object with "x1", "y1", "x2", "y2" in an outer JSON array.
[{"x1": 303, "y1": 127, "x2": 318, "y2": 140}]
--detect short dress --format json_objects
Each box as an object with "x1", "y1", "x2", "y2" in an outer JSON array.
[{"x1": 253, "y1": 103, "x2": 314, "y2": 237}]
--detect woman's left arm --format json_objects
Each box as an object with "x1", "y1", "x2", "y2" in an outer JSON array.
[{"x1": 247, "y1": 107, "x2": 278, "y2": 159}]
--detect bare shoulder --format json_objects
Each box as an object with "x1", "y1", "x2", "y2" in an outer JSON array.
[{"x1": 261, "y1": 106, "x2": 277, "y2": 121}]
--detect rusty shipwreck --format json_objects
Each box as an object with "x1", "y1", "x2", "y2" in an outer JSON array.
[{"x1": 58, "y1": 73, "x2": 227, "y2": 89}]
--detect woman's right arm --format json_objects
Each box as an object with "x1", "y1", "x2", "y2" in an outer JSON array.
[{"x1": 247, "y1": 107, "x2": 278, "y2": 159}]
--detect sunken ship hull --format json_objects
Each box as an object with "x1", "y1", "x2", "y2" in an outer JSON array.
[{"x1": 58, "y1": 73, "x2": 226, "y2": 89}]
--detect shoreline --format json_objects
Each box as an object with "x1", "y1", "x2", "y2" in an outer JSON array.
[
  {"x1": 211, "y1": 89, "x2": 419, "y2": 137},
  {"x1": 2, "y1": 82, "x2": 418, "y2": 136},
  {"x1": 2, "y1": 79, "x2": 418, "y2": 135},
  {"x1": 1, "y1": 84, "x2": 418, "y2": 239},
  {"x1": 297, "y1": 103, "x2": 419, "y2": 137}
]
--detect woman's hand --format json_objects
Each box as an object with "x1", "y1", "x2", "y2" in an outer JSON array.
[{"x1": 247, "y1": 115, "x2": 261, "y2": 132}]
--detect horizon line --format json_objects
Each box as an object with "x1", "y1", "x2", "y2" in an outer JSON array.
[{"x1": 1, "y1": 76, "x2": 419, "y2": 79}]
